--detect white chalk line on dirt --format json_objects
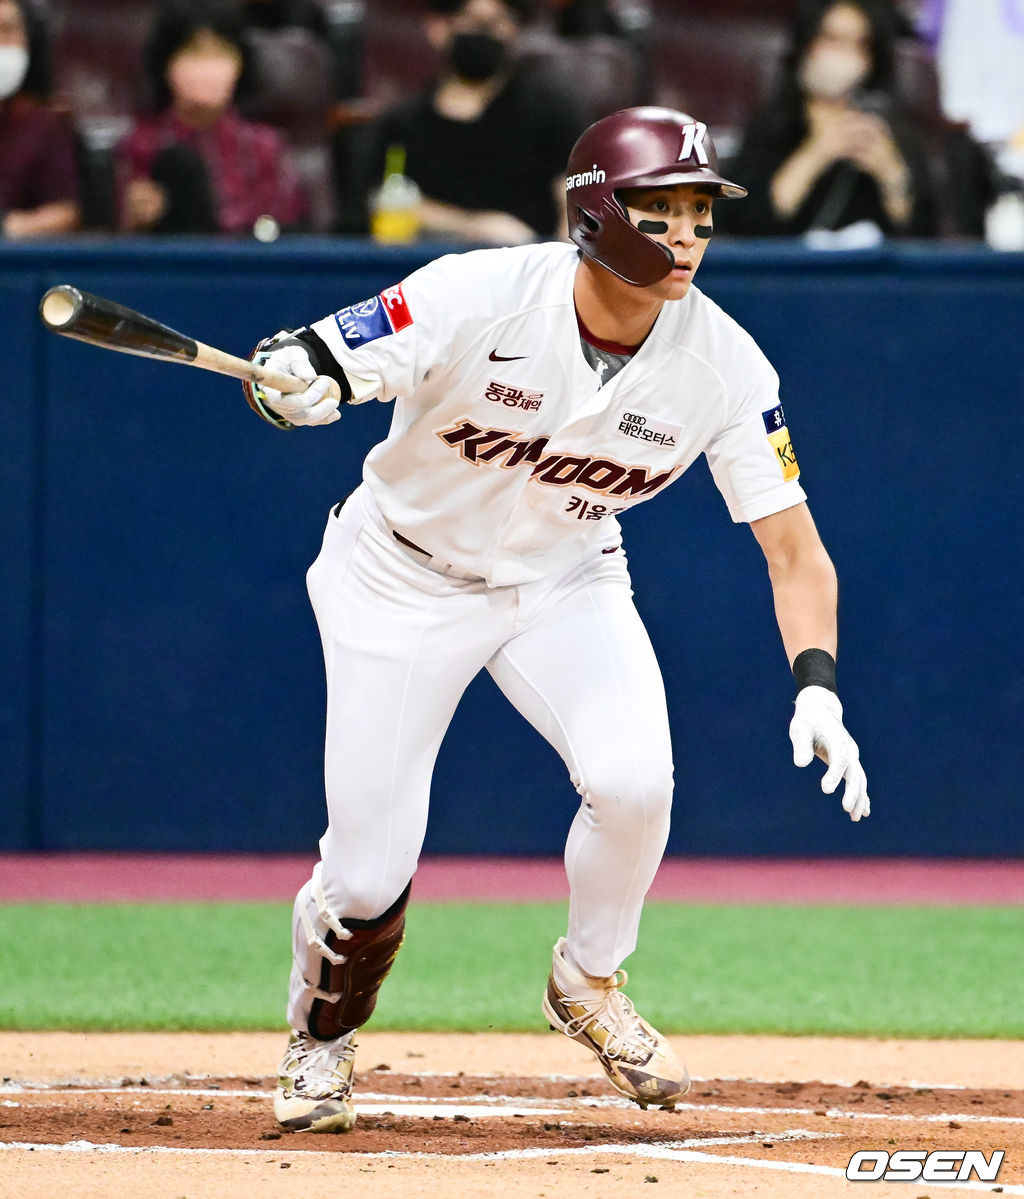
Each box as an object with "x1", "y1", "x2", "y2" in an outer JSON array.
[
  {"x1": 671, "y1": 1100, "x2": 1024, "y2": 1126},
  {"x1": 3, "y1": 1071, "x2": 1007, "y2": 1092},
  {"x1": 0, "y1": 1128, "x2": 830, "y2": 1157},
  {"x1": 0, "y1": 1096, "x2": 561, "y2": 1120},
  {"x1": 2, "y1": 1085, "x2": 561, "y2": 1103},
  {"x1": 4, "y1": 1132, "x2": 1024, "y2": 1195},
  {"x1": 5, "y1": 1084, "x2": 1024, "y2": 1128}
]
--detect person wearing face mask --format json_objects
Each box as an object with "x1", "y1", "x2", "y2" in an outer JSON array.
[
  {"x1": 718, "y1": 0, "x2": 938, "y2": 239},
  {"x1": 0, "y1": 0, "x2": 80, "y2": 239},
  {"x1": 357, "y1": 0, "x2": 587, "y2": 245},
  {"x1": 116, "y1": 0, "x2": 307, "y2": 235}
]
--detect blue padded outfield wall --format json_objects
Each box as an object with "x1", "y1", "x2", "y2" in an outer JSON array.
[{"x1": 1, "y1": 238, "x2": 1022, "y2": 856}]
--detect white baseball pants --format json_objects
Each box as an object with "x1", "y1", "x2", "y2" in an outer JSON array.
[{"x1": 297, "y1": 484, "x2": 674, "y2": 986}]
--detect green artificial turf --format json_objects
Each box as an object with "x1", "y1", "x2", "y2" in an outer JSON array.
[{"x1": 1, "y1": 901, "x2": 1021, "y2": 1038}]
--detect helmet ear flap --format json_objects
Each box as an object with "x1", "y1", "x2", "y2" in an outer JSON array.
[{"x1": 569, "y1": 194, "x2": 674, "y2": 287}]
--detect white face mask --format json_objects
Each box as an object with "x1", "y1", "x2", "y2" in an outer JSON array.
[
  {"x1": 799, "y1": 43, "x2": 869, "y2": 100},
  {"x1": 0, "y1": 44, "x2": 29, "y2": 100}
]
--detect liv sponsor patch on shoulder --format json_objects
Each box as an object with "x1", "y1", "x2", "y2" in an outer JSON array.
[
  {"x1": 333, "y1": 284, "x2": 414, "y2": 348},
  {"x1": 761, "y1": 404, "x2": 799, "y2": 481},
  {"x1": 616, "y1": 410, "x2": 683, "y2": 448}
]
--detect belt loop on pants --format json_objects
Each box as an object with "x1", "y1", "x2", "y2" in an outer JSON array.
[
  {"x1": 393, "y1": 529, "x2": 428, "y2": 555},
  {"x1": 391, "y1": 529, "x2": 483, "y2": 582}
]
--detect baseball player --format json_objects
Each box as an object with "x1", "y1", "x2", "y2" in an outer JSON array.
[{"x1": 243, "y1": 105, "x2": 870, "y2": 1133}]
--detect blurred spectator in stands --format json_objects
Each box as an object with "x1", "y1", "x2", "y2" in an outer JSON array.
[
  {"x1": 239, "y1": 0, "x2": 365, "y2": 104},
  {"x1": 239, "y1": 0, "x2": 329, "y2": 39},
  {"x1": 116, "y1": 1, "x2": 307, "y2": 235},
  {"x1": 918, "y1": 0, "x2": 1024, "y2": 246},
  {"x1": 919, "y1": 0, "x2": 1024, "y2": 188},
  {"x1": 882, "y1": 0, "x2": 918, "y2": 38},
  {"x1": 0, "y1": 0, "x2": 81, "y2": 238},
  {"x1": 517, "y1": 0, "x2": 647, "y2": 125},
  {"x1": 551, "y1": 0, "x2": 627, "y2": 38},
  {"x1": 234, "y1": 0, "x2": 339, "y2": 231},
  {"x1": 719, "y1": 0, "x2": 939, "y2": 241},
  {"x1": 357, "y1": 0, "x2": 587, "y2": 245}
]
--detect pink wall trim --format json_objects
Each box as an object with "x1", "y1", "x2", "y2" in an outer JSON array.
[{"x1": 0, "y1": 854, "x2": 1022, "y2": 904}]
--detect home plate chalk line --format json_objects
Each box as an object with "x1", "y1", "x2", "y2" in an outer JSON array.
[
  {"x1": 5, "y1": 1082, "x2": 1024, "y2": 1127},
  {"x1": 3, "y1": 1081, "x2": 1022, "y2": 1193},
  {"x1": 3, "y1": 1135, "x2": 1024, "y2": 1195},
  {"x1": 0, "y1": 1130, "x2": 833, "y2": 1159}
]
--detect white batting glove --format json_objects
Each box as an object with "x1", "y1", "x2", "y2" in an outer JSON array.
[
  {"x1": 253, "y1": 342, "x2": 341, "y2": 427},
  {"x1": 789, "y1": 685, "x2": 870, "y2": 821}
]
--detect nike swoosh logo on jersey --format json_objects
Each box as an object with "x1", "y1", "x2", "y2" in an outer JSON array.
[{"x1": 488, "y1": 349, "x2": 527, "y2": 362}]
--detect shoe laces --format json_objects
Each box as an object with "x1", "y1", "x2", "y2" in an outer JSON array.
[
  {"x1": 562, "y1": 975, "x2": 659, "y2": 1064},
  {"x1": 280, "y1": 1032, "x2": 354, "y2": 1093}
]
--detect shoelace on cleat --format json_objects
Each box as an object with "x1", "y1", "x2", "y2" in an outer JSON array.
[
  {"x1": 560, "y1": 985, "x2": 659, "y2": 1065},
  {"x1": 279, "y1": 1033, "x2": 355, "y2": 1095}
]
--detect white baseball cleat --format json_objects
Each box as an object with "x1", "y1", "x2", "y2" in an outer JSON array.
[
  {"x1": 542, "y1": 938, "x2": 690, "y2": 1110},
  {"x1": 274, "y1": 1029, "x2": 356, "y2": 1132}
]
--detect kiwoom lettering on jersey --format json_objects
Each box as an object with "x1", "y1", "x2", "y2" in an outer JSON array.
[
  {"x1": 437, "y1": 419, "x2": 682, "y2": 499},
  {"x1": 566, "y1": 163, "x2": 606, "y2": 190}
]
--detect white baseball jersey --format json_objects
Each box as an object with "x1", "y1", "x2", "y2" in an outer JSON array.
[{"x1": 310, "y1": 242, "x2": 805, "y2": 587}]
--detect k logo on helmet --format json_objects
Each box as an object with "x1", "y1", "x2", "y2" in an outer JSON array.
[{"x1": 678, "y1": 122, "x2": 709, "y2": 166}]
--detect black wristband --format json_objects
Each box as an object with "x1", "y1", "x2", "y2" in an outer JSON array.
[
  {"x1": 792, "y1": 648, "x2": 837, "y2": 695},
  {"x1": 293, "y1": 328, "x2": 353, "y2": 403}
]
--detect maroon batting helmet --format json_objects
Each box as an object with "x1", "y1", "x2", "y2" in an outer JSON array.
[{"x1": 566, "y1": 106, "x2": 747, "y2": 287}]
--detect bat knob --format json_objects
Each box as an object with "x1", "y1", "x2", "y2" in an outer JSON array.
[{"x1": 40, "y1": 285, "x2": 83, "y2": 330}]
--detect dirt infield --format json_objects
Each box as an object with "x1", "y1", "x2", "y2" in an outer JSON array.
[{"x1": 2, "y1": 1032, "x2": 1021, "y2": 1198}]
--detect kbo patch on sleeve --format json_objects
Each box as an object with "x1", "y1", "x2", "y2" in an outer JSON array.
[
  {"x1": 333, "y1": 283, "x2": 414, "y2": 348},
  {"x1": 761, "y1": 404, "x2": 799, "y2": 481}
]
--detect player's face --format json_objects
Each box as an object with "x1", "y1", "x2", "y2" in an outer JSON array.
[{"x1": 619, "y1": 185, "x2": 715, "y2": 300}]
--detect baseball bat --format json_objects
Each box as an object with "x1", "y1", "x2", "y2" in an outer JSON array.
[{"x1": 39, "y1": 284, "x2": 338, "y2": 397}]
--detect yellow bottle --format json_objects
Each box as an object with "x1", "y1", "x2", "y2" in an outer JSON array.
[{"x1": 371, "y1": 145, "x2": 421, "y2": 244}]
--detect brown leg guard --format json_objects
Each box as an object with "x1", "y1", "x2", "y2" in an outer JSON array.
[{"x1": 307, "y1": 883, "x2": 410, "y2": 1041}]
